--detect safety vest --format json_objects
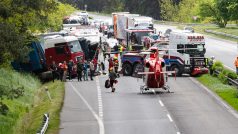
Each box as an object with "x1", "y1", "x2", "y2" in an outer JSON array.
[
  {"x1": 235, "y1": 59, "x2": 238, "y2": 67},
  {"x1": 120, "y1": 46, "x2": 123, "y2": 52}
]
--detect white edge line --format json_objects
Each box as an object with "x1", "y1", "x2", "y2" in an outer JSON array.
[
  {"x1": 167, "y1": 114, "x2": 173, "y2": 122},
  {"x1": 189, "y1": 77, "x2": 238, "y2": 119},
  {"x1": 224, "y1": 65, "x2": 236, "y2": 72},
  {"x1": 69, "y1": 83, "x2": 105, "y2": 134},
  {"x1": 159, "y1": 100, "x2": 164, "y2": 107}
]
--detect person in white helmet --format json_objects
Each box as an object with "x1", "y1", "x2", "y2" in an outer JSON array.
[{"x1": 208, "y1": 56, "x2": 215, "y2": 75}]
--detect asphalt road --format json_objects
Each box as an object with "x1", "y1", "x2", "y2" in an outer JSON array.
[{"x1": 60, "y1": 74, "x2": 238, "y2": 134}]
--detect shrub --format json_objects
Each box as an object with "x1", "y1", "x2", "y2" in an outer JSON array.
[
  {"x1": 227, "y1": 70, "x2": 238, "y2": 79},
  {"x1": 212, "y1": 61, "x2": 224, "y2": 71},
  {"x1": 218, "y1": 71, "x2": 228, "y2": 84}
]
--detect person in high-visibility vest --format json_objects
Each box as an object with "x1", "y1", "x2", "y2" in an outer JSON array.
[
  {"x1": 119, "y1": 45, "x2": 123, "y2": 57},
  {"x1": 234, "y1": 56, "x2": 238, "y2": 74}
]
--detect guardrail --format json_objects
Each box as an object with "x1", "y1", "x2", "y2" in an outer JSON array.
[
  {"x1": 154, "y1": 20, "x2": 237, "y2": 27},
  {"x1": 36, "y1": 113, "x2": 49, "y2": 134},
  {"x1": 214, "y1": 70, "x2": 238, "y2": 88},
  {"x1": 204, "y1": 29, "x2": 238, "y2": 40}
]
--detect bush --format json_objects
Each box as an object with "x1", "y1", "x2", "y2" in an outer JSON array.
[
  {"x1": 227, "y1": 70, "x2": 238, "y2": 79},
  {"x1": 212, "y1": 61, "x2": 224, "y2": 71},
  {"x1": 218, "y1": 71, "x2": 228, "y2": 84}
]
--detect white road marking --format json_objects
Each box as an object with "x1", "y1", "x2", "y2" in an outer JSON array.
[
  {"x1": 96, "y1": 76, "x2": 104, "y2": 120},
  {"x1": 159, "y1": 100, "x2": 164, "y2": 107},
  {"x1": 177, "y1": 132, "x2": 181, "y2": 134},
  {"x1": 69, "y1": 83, "x2": 105, "y2": 134},
  {"x1": 167, "y1": 114, "x2": 173, "y2": 122},
  {"x1": 190, "y1": 77, "x2": 238, "y2": 119},
  {"x1": 224, "y1": 65, "x2": 236, "y2": 72}
]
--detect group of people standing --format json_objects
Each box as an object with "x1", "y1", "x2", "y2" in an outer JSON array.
[
  {"x1": 49, "y1": 59, "x2": 95, "y2": 82},
  {"x1": 76, "y1": 59, "x2": 95, "y2": 81}
]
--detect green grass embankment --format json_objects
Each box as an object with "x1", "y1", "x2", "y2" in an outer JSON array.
[
  {"x1": 0, "y1": 68, "x2": 65, "y2": 134},
  {"x1": 18, "y1": 81, "x2": 65, "y2": 134},
  {"x1": 197, "y1": 74, "x2": 238, "y2": 111}
]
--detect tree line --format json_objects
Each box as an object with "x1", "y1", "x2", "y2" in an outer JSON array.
[
  {"x1": 60, "y1": 0, "x2": 238, "y2": 27},
  {"x1": 59, "y1": 0, "x2": 180, "y2": 19}
]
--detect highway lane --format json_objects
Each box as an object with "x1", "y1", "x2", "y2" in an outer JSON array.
[
  {"x1": 161, "y1": 76, "x2": 238, "y2": 134},
  {"x1": 98, "y1": 76, "x2": 178, "y2": 134},
  {"x1": 60, "y1": 74, "x2": 238, "y2": 134},
  {"x1": 60, "y1": 76, "x2": 179, "y2": 134},
  {"x1": 60, "y1": 80, "x2": 100, "y2": 134}
]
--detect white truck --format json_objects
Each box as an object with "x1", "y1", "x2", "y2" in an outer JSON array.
[
  {"x1": 128, "y1": 16, "x2": 153, "y2": 30},
  {"x1": 163, "y1": 30, "x2": 208, "y2": 76}
]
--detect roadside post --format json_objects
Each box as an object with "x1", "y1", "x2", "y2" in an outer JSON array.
[{"x1": 45, "y1": 87, "x2": 52, "y2": 101}]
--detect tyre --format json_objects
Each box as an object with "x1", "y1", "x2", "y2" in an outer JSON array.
[
  {"x1": 171, "y1": 65, "x2": 182, "y2": 76},
  {"x1": 122, "y1": 63, "x2": 133, "y2": 76}
]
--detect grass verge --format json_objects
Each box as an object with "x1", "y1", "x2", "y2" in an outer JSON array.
[
  {"x1": 0, "y1": 68, "x2": 65, "y2": 134},
  {"x1": 197, "y1": 74, "x2": 238, "y2": 111},
  {"x1": 0, "y1": 69, "x2": 41, "y2": 134},
  {"x1": 174, "y1": 24, "x2": 238, "y2": 42},
  {"x1": 16, "y1": 81, "x2": 65, "y2": 134}
]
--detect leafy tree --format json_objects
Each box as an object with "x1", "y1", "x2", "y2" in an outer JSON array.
[
  {"x1": 228, "y1": 0, "x2": 238, "y2": 24},
  {"x1": 199, "y1": 0, "x2": 232, "y2": 27},
  {"x1": 160, "y1": 0, "x2": 178, "y2": 21}
]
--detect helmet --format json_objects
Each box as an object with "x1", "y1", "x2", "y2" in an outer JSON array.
[
  {"x1": 211, "y1": 56, "x2": 215, "y2": 60},
  {"x1": 114, "y1": 57, "x2": 118, "y2": 60}
]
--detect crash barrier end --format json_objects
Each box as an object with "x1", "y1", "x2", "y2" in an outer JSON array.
[{"x1": 36, "y1": 113, "x2": 49, "y2": 134}]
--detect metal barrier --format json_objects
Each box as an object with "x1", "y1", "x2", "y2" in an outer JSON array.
[
  {"x1": 36, "y1": 113, "x2": 49, "y2": 134},
  {"x1": 214, "y1": 70, "x2": 238, "y2": 88}
]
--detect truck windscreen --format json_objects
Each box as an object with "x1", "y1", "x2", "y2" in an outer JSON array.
[
  {"x1": 177, "y1": 44, "x2": 205, "y2": 55},
  {"x1": 69, "y1": 41, "x2": 83, "y2": 53}
]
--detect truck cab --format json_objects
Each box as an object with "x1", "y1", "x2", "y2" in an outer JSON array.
[{"x1": 165, "y1": 31, "x2": 208, "y2": 76}]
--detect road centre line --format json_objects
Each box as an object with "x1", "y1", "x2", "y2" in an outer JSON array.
[
  {"x1": 167, "y1": 114, "x2": 173, "y2": 122},
  {"x1": 69, "y1": 83, "x2": 105, "y2": 134},
  {"x1": 96, "y1": 76, "x2": 104, "y2": 120}
]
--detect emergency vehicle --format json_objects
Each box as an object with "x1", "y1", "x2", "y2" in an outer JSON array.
[
  {"x1": 164, "y1": 30, "x2": 208, "y2": 76},
  {"x1": 128, "y1": 16, "x2": 153, "y2": 30}
]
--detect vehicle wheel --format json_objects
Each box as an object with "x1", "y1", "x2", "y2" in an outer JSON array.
[
  {"x1": 123, "y1": 63, "x2": 133, "y2": 76},
  {"x1": 171, "y1": 65, "x2": 182, "y2": 76}
]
